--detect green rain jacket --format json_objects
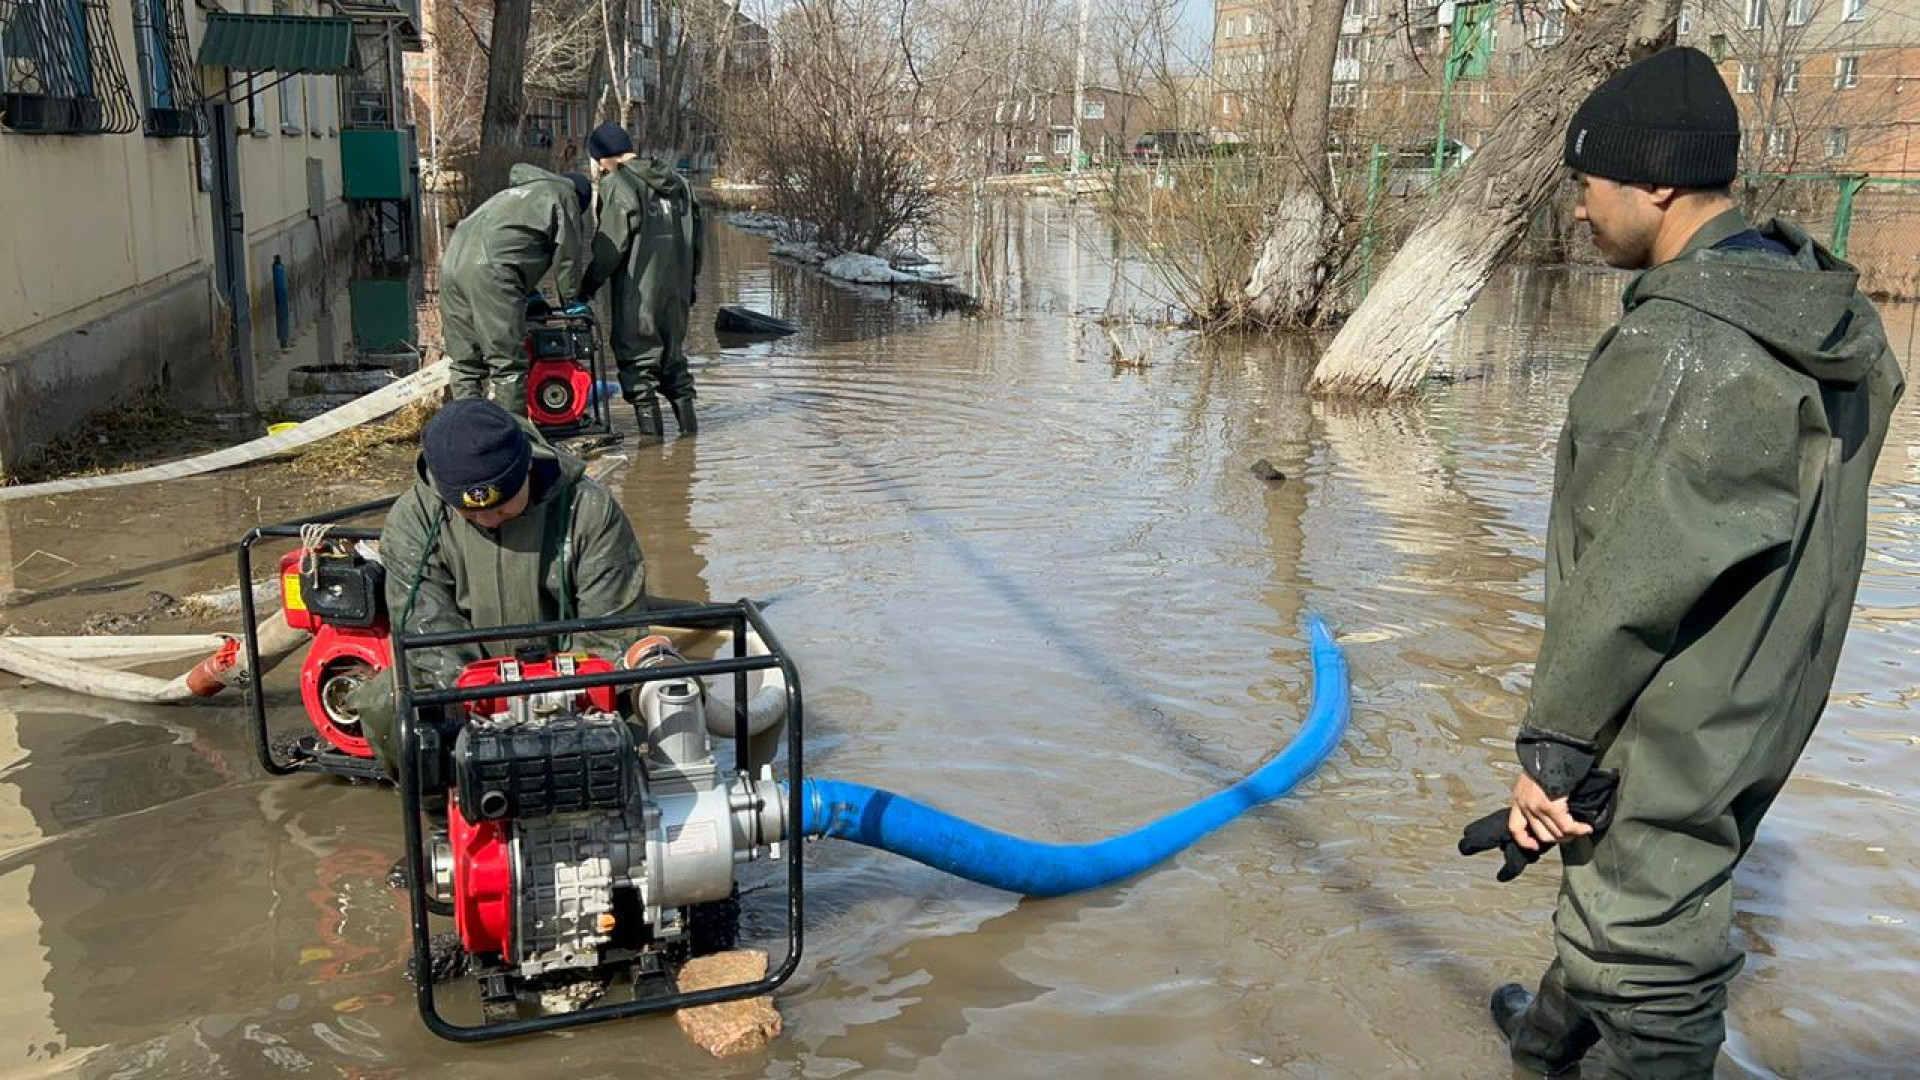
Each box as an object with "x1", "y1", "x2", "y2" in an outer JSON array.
[
  {"x1": 442, "y1": 163, "x2": 586, "y2": 302},
  {"x1": 1517, "y1": 209, "x2": 1905, "y2": 795},
  {"x1": 379, "y1": 441, "x2": 647, "y2": 695},
  {"x1": 580, "y1": 158, "x2": 703, "y2": 332}
]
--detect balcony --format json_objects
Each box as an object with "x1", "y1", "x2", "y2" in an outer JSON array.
[{"x1": 330, "y1": 0, "x2": 423, "y2": 50}]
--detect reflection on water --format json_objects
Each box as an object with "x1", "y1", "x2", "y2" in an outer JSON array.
[{"x1": 0, "y1": 207, "x2": 1915, "y2": 1078}]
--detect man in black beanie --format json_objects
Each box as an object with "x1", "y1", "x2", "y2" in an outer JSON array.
[
  {"x1": 1483, "y1": 46, "x2": 1904, "y2": 1077},
  {"x1": 439, "y1": 165, "x2": 597, "y2": 415},
  {"x1": 350, "y1": 399, "x2": 648, "y2": 773},
  {"x1": 579, "y1": 121, "x2": 705, "y2": 438}
]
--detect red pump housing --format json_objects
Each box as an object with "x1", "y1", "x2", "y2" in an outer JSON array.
[
  {"x1": 526, "y1": 356, "x2": 593, "y2": 428},
  {"x1": 444, "y1": 652, "x2": 621, "y2": 957},
  {"x1": 280, "y1": 549, "x2": 390, "y2": 759}
]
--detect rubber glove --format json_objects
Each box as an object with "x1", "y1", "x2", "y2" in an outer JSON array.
[{"x1": 1457, "y1": 768, "x2": 1619, "y2": 882}]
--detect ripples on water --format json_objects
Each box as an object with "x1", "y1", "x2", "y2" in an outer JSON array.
[{"x1": 0, "y1": 203, "x2": 1913, "y2": 1077}]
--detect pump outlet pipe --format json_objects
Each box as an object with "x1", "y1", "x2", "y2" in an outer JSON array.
[{"x1": 792, "y1": 615, "x2": 1349, "y2": 898}]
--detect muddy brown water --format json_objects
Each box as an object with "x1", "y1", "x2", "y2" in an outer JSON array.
[{"x1": 1, "y1": 207, "x2": 1916, "y2": 1078}]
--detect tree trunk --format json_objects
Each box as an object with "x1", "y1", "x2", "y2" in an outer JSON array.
[
  {"x1": 1310, "y1": 0, "x2": 1683, "y2": 397},
  {"x1": 480, "y1": 0, "x2": 534, "y2": 149},
  {"x1": 1241, "y1": 0, "x2": 1345, "y2": 326}
]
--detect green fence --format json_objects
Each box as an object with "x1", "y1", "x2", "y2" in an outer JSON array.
[{"x1": 1746, "y1": 173, "x2": 1920, "y2": 298}]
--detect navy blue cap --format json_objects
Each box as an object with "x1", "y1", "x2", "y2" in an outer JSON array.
[
  {"x1": 564, "y1": 170, "x2": 593, "y2": 213},
  {"x1": 421, "y1": 400, "x2": 532, "y2": 510},
  {"x1": 587, "y1": 122, "x2": 634, "y2": 160}
]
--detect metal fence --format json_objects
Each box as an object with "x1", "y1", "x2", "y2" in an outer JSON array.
[{"x1": 1344, "y1": 167, "x2": 1920, "y2": 302}]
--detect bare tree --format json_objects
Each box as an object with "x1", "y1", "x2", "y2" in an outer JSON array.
[
  {"x1": 723, "y1": 0, "x2": 942, "y2": 252},
  {"x1": 1311, "y1": 0, "x2": 1685, "y2": 396},
  {"x1": 479, "y1": 0, "x2": 534, "y2": 149},
  {"x1": 1239, "y1": 0, "x2": 1349, "y2": 326}
]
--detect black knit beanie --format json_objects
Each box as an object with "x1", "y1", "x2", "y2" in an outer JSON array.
[
  {"x1": 422, "y1": 400, "x2": 533, "y2": 510},
  {"x1": 1565, "y1": 47, "x2": 1740, "y2": 188},
  {"x1": 587, "y1": 122, "x2": 634, "y2": 160}
]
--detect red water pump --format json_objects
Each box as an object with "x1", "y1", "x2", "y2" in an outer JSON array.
[
  {"x1": 523, "y1": 313, "x2": 606, "y2": 434},
  {"x1": 442, "y1": 653, "x2": 621, "y2": 962},
  {"x1": 278, "y1": 544, "x2": 390, "y2": 761}
]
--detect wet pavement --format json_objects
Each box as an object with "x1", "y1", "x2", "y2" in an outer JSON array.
[{"x1": 0, "y1": 203, "x2": 1916, "y2": 1077}]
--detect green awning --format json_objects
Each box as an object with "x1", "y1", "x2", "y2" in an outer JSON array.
[{"x1": 198, "y1": 14, "x2": 356, "y2": 75}]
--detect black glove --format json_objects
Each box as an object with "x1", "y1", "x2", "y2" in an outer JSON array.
[{"x1": 1457, "y1": 768, "x2": 1620, "y2": 882}]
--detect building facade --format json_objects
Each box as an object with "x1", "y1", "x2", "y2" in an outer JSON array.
[{"x1": 0, "y1": 0, "x2": 421, "y2": 476}]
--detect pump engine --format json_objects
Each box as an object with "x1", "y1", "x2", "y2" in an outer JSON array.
[
  {"x1": 278, "y1": 542, "x2": 389, "y2": 768},
  {"x1": 522, "y1": 303, "x2": 609, "y2": 436},
  {"x1": 422, "y1": 641, "x2": 788, "y2": 1020}
]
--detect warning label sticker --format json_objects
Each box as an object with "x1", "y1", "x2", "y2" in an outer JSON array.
[{"x1": 666, "y1": 819, "x2": 719, "y2": 858}]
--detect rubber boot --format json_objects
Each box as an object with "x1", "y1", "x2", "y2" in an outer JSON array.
[
  {"x1": 633, "y1": 398, "x2": 663, "y2": 438},
  {"x1": 669, "y1": 396, "x2": 697, "y2": 435},
  {"x1": 1491, "y1": 984, "x2": 1532, "y2": 1043},
  {"x1": 1491, "y1": 982, "x2": 1589, "y2": 1078}
]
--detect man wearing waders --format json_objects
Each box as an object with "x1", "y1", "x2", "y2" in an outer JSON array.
[
  {"x1": 439, "y1": 166, "x2": 594, "y2": 414},
  {"x1": 579, "y1": 123, "x2": 704, "y2": 438},
  {"x1": 350, "y1": 399, "x2": 648, "y2": 774},
  {"x1": 1481, "y1": 48, "x2": 1903, "y2": 1077}
]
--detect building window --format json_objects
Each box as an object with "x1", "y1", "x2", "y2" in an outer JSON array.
[
  {"x1": 1783, "y1": 59, "x2": 1800, "y2": 93},
  {"x1": 1709, "y1": 34, "x2": 1728, "y2": 62},
  {"x1": 1222, "y1": 17, "x2": 1233, "y2": 40},
  {"x1": 1744, "y1": 0, "x2": 1765, "y2": 28},
  {"x1": 524, "y1": 96, "x2": 567, "y2": 147},
  {"x1": 1767, "y1": 126, "x2": 1788, "y2": 156},
  {"x1": 1243, "y1": 14, "x2": 1254, "y2": 36},
  {"x1": 1531, "y1": 0, "x2": 1565, "y2": 45},
  {"x1": 1082, "y1": 98, "x2": 1104, "y2": 120},
  {"x1": 1826, "y1": 127, "x2": 1849, "y2": 157},
  {"x1": 1844, "y1": 0, "x2": 1865, "y2": 19},
  {"x1": 1331, "y1": 83, "x2": 1359, "y2": 108},
  {"x1": 0, "y1": 0, "x2": 140, "y2": 133},
  {"x1": 1738, "y1": 62, "x2": 1757, "y2": 93},
  {"x1": 1836, "y1": 54, "x2": 1860, "y2": 89},
  {"x1": 1787, "y1": 0, "x2": 1809, "y2": 24},
  {"x1": 1678, "y1": 6, "x2": 1692, "y2": 33},
  {"x1": 1367, "y1": 0, "x2": 1381, "y2": 18},
  {"x1": 1052, "y1": 129, "x2": 1073, "y2": 155},
  {"x1": 272, "y1": 0, "x2": 302, "y2": 133},
  {"x1": 130, "y1": 0, "x2": 202, "y2": 136},
  {"x1": 1338, "y1": 35, "x2": 1360, "y2": 62}
]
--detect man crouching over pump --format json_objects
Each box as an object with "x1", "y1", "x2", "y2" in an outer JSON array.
[{"x1": 352, "y1": 398, "x2": 647, "y2": 774}]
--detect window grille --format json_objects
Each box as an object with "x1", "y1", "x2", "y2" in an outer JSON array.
[
  {"x1": 0, "y1": 0, "x2": 141, "y2": 134},
  {"x1": 131, "y1": 0, "x2": 201, "y2": 136}
]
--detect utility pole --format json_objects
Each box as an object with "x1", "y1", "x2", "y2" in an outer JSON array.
[{"x1": 1070, "y1": 0, "x2": 1090, "y2": 176}]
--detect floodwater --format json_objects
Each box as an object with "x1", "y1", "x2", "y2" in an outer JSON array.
[{"x1": 1, "y1": 202, "x2": 1916, "y2": 1078}]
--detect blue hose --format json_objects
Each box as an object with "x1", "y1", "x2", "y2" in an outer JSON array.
[{"x1": 794, "y1": 616, "x2": 1349, "y2": 897}]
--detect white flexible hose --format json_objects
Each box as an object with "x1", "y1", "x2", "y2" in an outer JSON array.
[
  {"x1": 0, "y1": 616, "x2": 308, "y2": 704},
  {"x1": 0, "y1": 634, "x2": 230, "y2": 668},
  {"x1": 687, "y1": 626, "x2": 789, "y2": 739},
  {"x1": 0, "y1": 358, "x2": 448, "y2": 502}
]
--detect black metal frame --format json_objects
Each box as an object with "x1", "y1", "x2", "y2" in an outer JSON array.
[
  {"x1": 525, "y1": 308, "x2": 612, "y2": 440},
  {"x1": 0, "y1": 0, "x2": 141, "y2": 134},
  {"x1": 392, "y1": 599, "x2": 806, "y2": 1041},
  {"x1": 237, "y1": 497, "x2": 396, "y2": 780},
  {"x1": 130, "y1": 0, "x2": 203, "y2": 137}
]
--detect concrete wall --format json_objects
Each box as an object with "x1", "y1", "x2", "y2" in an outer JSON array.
[{"x1": 0, "y1": 0, "x2": 351, "y2": 476}]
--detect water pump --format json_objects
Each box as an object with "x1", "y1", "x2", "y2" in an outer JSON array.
[
  {"x1": 392, "y1": 602, "x2": 804, "y2": 1040},
  {"x1": 428, "y1": 644, "x2": 787, "y2": 1019}
]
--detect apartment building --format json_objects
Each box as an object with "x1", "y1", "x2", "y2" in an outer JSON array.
[{"x1": 0, "y1": 0, "x2": 422, "y2": 476}]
